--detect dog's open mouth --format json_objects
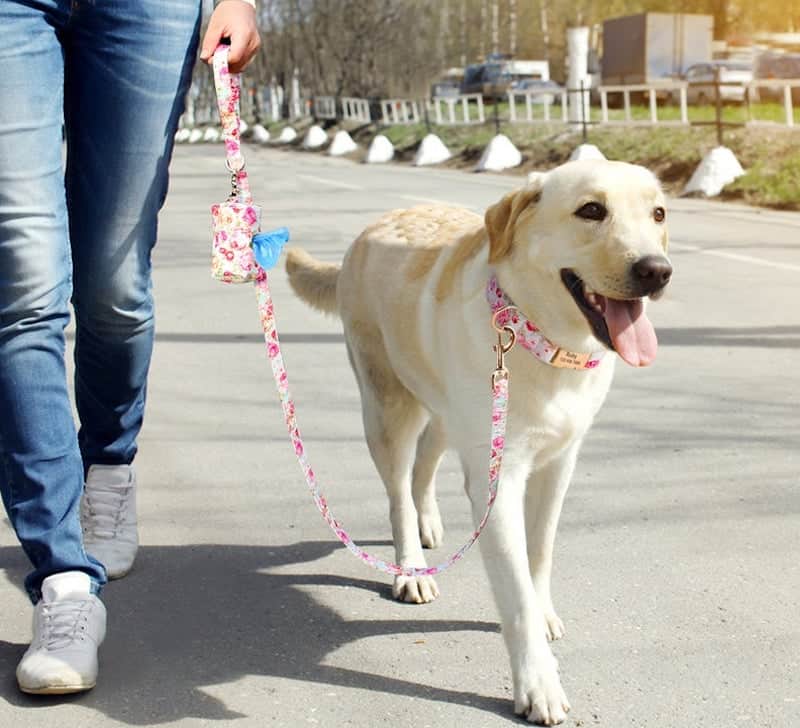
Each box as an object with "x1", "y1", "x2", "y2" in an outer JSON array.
[{"x1": 560, "y1": 269, "x2": 658, "y2": 368}]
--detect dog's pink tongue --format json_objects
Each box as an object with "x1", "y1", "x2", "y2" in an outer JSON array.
[{"x1": 603, "y1": 298, "x2": 657, "y2": 367}]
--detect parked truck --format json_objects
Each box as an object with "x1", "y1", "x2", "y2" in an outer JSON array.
[
  {"x1": 461, "y1": 56, "x2": 551, "y2": 99},
  {"x1": 601, "y1": 13, "x2": 714, "y2": 85}
]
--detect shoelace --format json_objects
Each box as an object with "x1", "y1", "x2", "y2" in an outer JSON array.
[
  {"x1": 82, "y1": 484, "x2": 132, "y2": 540},
  {"x1": 39, "y1": 600, "x2": 92, "y2": 650}
]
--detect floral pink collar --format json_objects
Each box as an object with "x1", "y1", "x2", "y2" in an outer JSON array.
[{"x1": 486, "y1": 275, "x2": 606, "y2": 370}]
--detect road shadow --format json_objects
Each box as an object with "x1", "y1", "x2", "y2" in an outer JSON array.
[
  {"x1": 0, "y1": 542, "x2": 506, "y2": 724},
  {"x1": 64, "y1": 332, "x2": 346, "y2": 345},
  {"x1": 657, "y1": 325, "x2": 800, "y2": 349}
]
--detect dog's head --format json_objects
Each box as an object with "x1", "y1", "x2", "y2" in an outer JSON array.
[{"x1": 485, "y1": 159, "x2": 671, "y2": 367}]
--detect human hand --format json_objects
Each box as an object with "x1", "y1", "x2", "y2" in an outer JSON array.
[{"x1": 200, "y1": 0, "x2": 261, "y2": 73}]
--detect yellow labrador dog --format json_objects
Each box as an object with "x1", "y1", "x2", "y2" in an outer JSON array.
[{"x1": 285, "y1": 159, "x2": 671, "y2": 725}]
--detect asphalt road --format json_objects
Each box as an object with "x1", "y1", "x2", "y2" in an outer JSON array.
[{"x1": 1, "y1": 144, "x2": 798, "y2": 728}]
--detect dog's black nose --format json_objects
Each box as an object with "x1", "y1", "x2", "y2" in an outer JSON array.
[{"x1": 632, "y1": 255, "x2": 672, "y2": 295}]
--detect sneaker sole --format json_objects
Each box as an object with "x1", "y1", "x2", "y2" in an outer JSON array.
[
  {"x1": 20, "y1": 682, "x2": 96, "y2": 695},
  {"x1": 105, "y1": 563, "x2": 134, "y2": 580},
  {"x1": 84, "y1": 549, "x2": 136, "y2": 580}
]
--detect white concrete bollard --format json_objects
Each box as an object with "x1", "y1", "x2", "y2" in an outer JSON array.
[
  {"x1": 476, "y1": 134, "x2": 522, "y2": 172},
  {"x1": 251, "y1": 124, "x2": 270, "y2": 144},
  {"x1": 683, "y1": 146, "x2": 745, "y2": 197},
  {"x1": 328, "y1": 130, "x2": 357, "y2": 156},
  {"x1": 414, "y1": 134, "x2": 451, "y2": 166},
  {"x1": 303, "y1": 125, "x2": 328, "y2": 149},
  {"x1": 366, "y1": 135, "x2": 395, "y2": 163},
  {"x1": 569, "y1": 144, "x2": 606, "y2": 161},
  {"x1": 278, "y1": 127, "x2": 298, "y2": 144}
]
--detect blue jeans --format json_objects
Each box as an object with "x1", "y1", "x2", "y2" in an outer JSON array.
[{"x1": 0, "y1": 0, "x2": 201, "y2": 602}]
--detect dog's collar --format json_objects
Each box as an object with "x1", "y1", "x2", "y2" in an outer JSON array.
[{"x1": 486, "y1": 276, "x2": 606, "y2": 370}]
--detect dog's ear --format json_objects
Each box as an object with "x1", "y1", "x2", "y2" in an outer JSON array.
[{"x1": 485, "y1": 176, "x2": 545, "y2": 263}]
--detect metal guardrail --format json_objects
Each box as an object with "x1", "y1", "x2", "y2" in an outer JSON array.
[
  {"x1": 381, "y1": 99, "x2": 421, "y2": 125},
  {"x1": 746, "y1": 79, "x2": 800, "y2": 127},
  {"x1": 314, "y1": 96, "x2": 337, "y2": 120},
  {"x1": 341, "y1": 97, "x2": 371, "y2": 123},
  {"x1": 182, "y1": 77, "x2": 800, "y2": 134},
  {"x1": 183, "y1": 50, "x2": 799, "y2": 133},
  {"x1": 598, "y1": 83, "x2": 689, "y2": 126},
  {"x1": 294, "y1": 78, "x2": 800, "y2": 133},
  {"x1": 180, "y1": 78, "x2": 800, "y2": 138},
  {"x1": 430, "y1": 94, "x2": 485, "y2": 125},
  {"x1": 506, "y1": 89, "x2": 568, "y2": 123}
]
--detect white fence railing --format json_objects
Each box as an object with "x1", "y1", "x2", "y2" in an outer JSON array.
[
  {"x1": 746, "y1": 79, "x2": 800, "y2": 127},
  {"x1": 314, "y1": 96, "x2": 337, "y2": 120},
  {"x1": 181, "y1": 77, "x2": 800, "y2": 131},
  {"x1": 430, "y1": 94, "x2": 485, "y2": 125},
  {"x1": 381, "y1": 99, "x2": 421, "y2": 125},
  {"x1": 598, "y1": 83, "x2": 689, "y2": 126},
  {"x1": 341, "y1": 97, "x2": 371, "y2": 123},
  {"x1": 507, "y1": 89, "x2": 569, "y2": 123}
]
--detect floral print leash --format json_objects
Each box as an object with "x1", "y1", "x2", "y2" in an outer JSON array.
[{"x1": 211, "y1": 45, "x2": 513, "y2": 578}]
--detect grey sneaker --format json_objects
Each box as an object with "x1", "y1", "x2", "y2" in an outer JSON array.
[
  {"x1": 17, "y1": 571, "x2": 106, "y2": 694},
  {"x1": 81, "y1": 465, "x2": 139, "y2": 579}
]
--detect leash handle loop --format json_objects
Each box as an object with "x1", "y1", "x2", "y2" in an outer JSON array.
[
  {"x1": 212, "y1": 44, "x2": 252, "y2": 203},
  {"x1": 255, "y1": 275, "x2": 509, "y2": 578}
]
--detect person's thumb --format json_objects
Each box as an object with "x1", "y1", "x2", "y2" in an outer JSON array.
[{"x1": 200, "y1": 20, "x2": 227, "y2": 62}]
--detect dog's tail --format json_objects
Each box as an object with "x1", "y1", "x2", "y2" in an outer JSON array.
[{"x1": 284, "y1": 247, "x2": 341, "y2": 316}]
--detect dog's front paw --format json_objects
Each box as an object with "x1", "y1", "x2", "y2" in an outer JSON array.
[
  {"x1": 513, "y1": 664, "x2": 570, "y2": 725},
  {"x1": 393, "y1": 574, "x2": 440, "y2": 604},
  {"x1": 418, "y1": 507, "x2": 444, "y2": 549},
  {"x1": 543, "y1": 610, "x2": 565, "y2": 642}
]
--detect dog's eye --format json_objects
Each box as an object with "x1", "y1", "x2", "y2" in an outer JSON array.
[
  {"x1": 654, "y1": 206, "x2": 666, "y2": 223},
  {"x1": 575, "y1": 202, "x2": 607, "y2": 221}
]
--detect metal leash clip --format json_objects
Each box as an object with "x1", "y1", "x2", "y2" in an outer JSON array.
[
  {"x1": 491, "y1": 306, "x2": 517, "y2": 389},
  {"x1": 225, "y1": 156, "x2": 245, "y2": 201}
]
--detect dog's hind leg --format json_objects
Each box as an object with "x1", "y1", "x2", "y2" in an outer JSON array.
[
  {"x1": 525, "y1": 442, "x2": 581, "y2": 642},
  {"x1": 412, "y1": 417, "x2": 446, "y2": 549},
  {"x1": 346, "y1": 336, "x2": 439, "y2": 604}
]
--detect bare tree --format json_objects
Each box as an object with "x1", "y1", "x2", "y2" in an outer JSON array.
[{"x1": 509, "y1": 0, "x2": 517, "y2": 57}]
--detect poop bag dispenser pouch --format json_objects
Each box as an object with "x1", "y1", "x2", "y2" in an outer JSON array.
[{"x1": 210, "y1": 44, "x2": 261, "y2": 283}]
